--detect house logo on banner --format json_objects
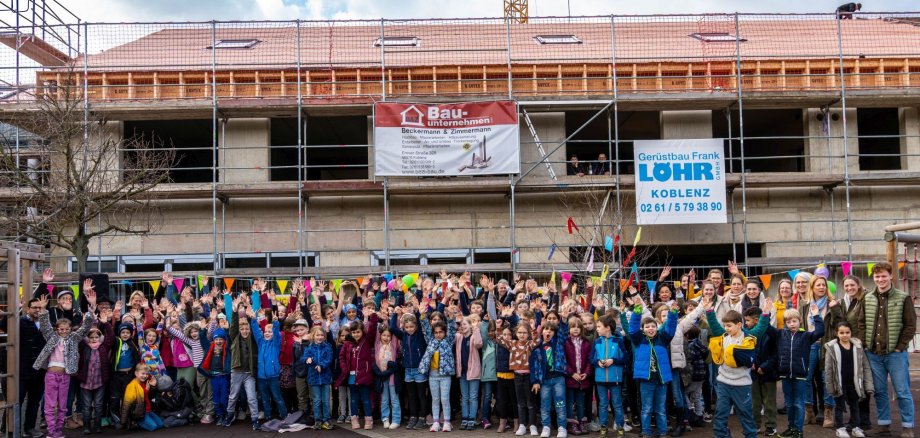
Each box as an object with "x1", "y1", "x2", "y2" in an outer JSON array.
[
  {"x1": 374, "y1": 101, "x2": 520, "y2": 177},
  {"x1": 633, "y1": 139, "x2": 727, "y2": 225}
]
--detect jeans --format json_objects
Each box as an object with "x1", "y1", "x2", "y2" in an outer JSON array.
[
  {"x1": 752, "y1": 379, "x2": 777, "y2": 428},
  {"x1": 459, "y1": 378, "x2": 480, "y2": 422},
  {"x1": 429, "y1": 370, "x2": 453, "y2": 423},
  {"x1": 539, "y1": 376, "x2": 566, "y2": 428},
  {"x1": 566, "y1": 387, "x2": 585, "y2": 420},
  {"x1": 309, "y1": 384, "x2": 331, "y2": 423},
  {"x1": 80, "y1": 387, "x2": 105, "y2": 426},
  {"x1": 670, "y1": 369, "x2": 686, "y2": 414},
  {"x1": 349, "y1": 385, "x2": 372, "y2": 418},
  {"x1": 138, "y1": 412, "x2": 164, "y2": 431},
  {"x1": 227, "y1": 372, "x2": 257, "y2": 419},
  {"x1": 257, "y1": 377, "x2": 288, "y2": 419},
  {"x1": 867, "y1": 350, "x2": 915, "y2": 428},
  {"x1": 381, "y1": 383, "x2": 402, "y2": 425},
  {"x1": 481, "y1": 380, "x2": 495, "y2": 422},
  {"x1": 211, "y1": 374, "x2": 230, "y2": 417},
  {"x1": 596, "y1": 382, "x2": 624, "y2": 428},
  {"x1": 806, "y1": 343, "x2": 834, "y2": 408},
  {"x1": 43, "y1": 371, "x2": 69, "y2": 438},
  {"x1": 781, "y1": 378, "x2": 809, "y2": 431},
  {"x1": 639, "y1": 381, "x2": 667, "y2": 436},
  {"x1": 337, "y1": 385, "x2": 351, "y2": 417},
  {"x1": 404, "y1": 367, "x2": 428, "y2": 383},
  {"x1": 714, "y1": 383, "x2": 757, "y2": 438}
]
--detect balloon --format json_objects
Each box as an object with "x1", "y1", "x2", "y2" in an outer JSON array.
[
  {"x1": 387, "y1": 279, "x2": 398, "y2": 291},
  {"x1": 828, "y1": 280, "x2": 837, "y2": 296},
  {"x1": 814, "y1": 267, "x2": 830, "y2": 279},
  {"x1": 402, "y1": 274, "x2": 416, "y2": 289}
]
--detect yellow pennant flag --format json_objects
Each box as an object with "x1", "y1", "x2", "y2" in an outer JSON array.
[
  {"x1": 867, "y1": 263, "x2": 876, "y2": 274},
  {"x1": 633, "y1": 227, "x2": 642, "y2": 247},
  {"x1": 197, "y1": 274, "x2": 207, "y2": 290},
  {"x1": 601, "y1": 264, "x2": 609, "y2": 281},
  {"x1": 817, "y1": 263, "x2": 826, "y2": 269},
  {"x1": 550, "y1": 271, "x2": 556, "y2": 285},
  {"x1": 276, "y1": 279, "x2": 289, "y2": 295},
  {"x1": 148, "y1": 280, "x2": 161, "y2": 295},
  {"x1": 674, "y1": 281, "x2": 681, "y2": 289},
  {"x1": 898, "y1": 261, "x2": 906, "y2": 270},
  {"x1": 331, "y1": 279, "x2": 344, "y2": 293},
  {"x1": 71, "y1": 284, "x2": 80, "y2": 300}
]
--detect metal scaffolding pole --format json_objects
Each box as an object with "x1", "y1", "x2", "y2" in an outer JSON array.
[
  {"x1": 836, "y1": 15, "x2": 854, "y2": 260},
  {"x1": 610, "y1": 15, "x2": 623, "y2": 305},
  {"x1": 297, "y1": 20, "x2": 305, "y2": 275},
  {"x1": 211, "y1": 21, "x2": 219, "y2": 273},
  {"x1": 510, "y1": 177, "x2": 516, "y2": 272},
  {"x1": 384, "y1": 176, "x2": 390, "y2": 271},
  {"x1": 726, "y1": 109, "x2": 737, "y2": 262},
  {"x1": 734, "y1": 13, "x2": 749, "y2": 265}
]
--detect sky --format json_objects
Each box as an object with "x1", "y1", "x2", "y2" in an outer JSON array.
[{"x1": 50, "y1": 0, "x2": 920, "y2": 23}]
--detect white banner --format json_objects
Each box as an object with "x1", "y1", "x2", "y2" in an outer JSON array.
[
  {"x1": 374, "y1": 101, "x2": 520, "y2": 176},
  {"x1": 633, "y1": 139, "x2": 727, "y2": 225}
]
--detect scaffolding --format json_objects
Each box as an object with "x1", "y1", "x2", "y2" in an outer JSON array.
[{"x1": 0, "y1": 11, "x2": 919, "y2": 299}]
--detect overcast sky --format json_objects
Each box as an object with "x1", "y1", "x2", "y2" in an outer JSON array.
[{"x1": 51, "y1": 0, "x2": 919, "y2": 23}]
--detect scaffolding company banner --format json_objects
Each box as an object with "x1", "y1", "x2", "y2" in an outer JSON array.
[
  {"x1": 374, "y1": 101, "x2": 520, "y2": 176},
  {"x1": 633, "y1": 139, "x2": 727, "y2": 225}
]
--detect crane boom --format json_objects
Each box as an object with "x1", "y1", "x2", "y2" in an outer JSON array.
[{"x1": 504, "y1": 0, "x2": 528, "y2": 24}]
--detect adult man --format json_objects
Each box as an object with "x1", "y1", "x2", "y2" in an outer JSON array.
[
  {"x1": 591, "y1": 153, "x2": 611, "y2": 176},
  {"x1": 837, "y1": 3, "x2": 862, "y2": 19},
  {"x1": 863, "y1": 262, "x2": 914, "y2": 438}
]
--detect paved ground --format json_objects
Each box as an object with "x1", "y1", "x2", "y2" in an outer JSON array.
[{"x1": 61, "y1": 356, "x2": 920, "y2": 438}]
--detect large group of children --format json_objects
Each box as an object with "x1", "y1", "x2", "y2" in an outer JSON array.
[{"x1": 15, "y1": 261, "x2": 915, "y2": 438}]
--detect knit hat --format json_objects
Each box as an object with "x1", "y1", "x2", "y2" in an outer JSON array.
[
  {"x1": 293, "y1": 319, "x2": 309, "y2": 328},
  {"x1": 117, "y1": 323, "x2": 134, "y2": 335},
  {"x1": 343, "y1": 304, "x2": 357, "y2": 314},
  {"x1": 212, "y1": 328, "x2": 228, "y2": 340},
  {"x1": 57, "y1": 290, "x2": 74, "y2": 300},
  {"x1": 217, "y1": 313, "x2": 227, "y2": 320},
  {"x1": 156, "y1": 375, "x2": 174, "y2": 389}
]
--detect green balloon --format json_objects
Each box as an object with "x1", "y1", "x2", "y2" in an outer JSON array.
[
  {"x1": 828, "y1": 280, "x2": 837, "y2": 296},
  {"x1": 402, "y1": 274, "x2": 416, "y2": 289}
]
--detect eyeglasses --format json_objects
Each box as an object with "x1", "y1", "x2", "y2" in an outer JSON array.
[{"x1": 29, "y1": 306, "x2": 42, "y2": 310}]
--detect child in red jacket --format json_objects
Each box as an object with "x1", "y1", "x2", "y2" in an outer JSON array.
[
  {"x1": 336, "y1": 312, "x2": 379, "y2": 430},
  {"x1": 564, "y1": 317, "x2": 593, "y2": 435}
]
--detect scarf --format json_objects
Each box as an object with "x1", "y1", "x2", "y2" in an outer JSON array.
[{"x1": 815, "y1": 295, "x2": 828, "y2": 310}]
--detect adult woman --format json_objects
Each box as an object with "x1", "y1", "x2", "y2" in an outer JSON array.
[
  {"x1": 771, "y1": 279, "x2": 796, "y2": 329},
  {"x1": 713, "y1": 275, "x2": 745, "y2": 321}
]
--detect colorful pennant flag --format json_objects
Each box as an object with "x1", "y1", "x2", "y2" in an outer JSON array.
[
  {"x1": 673, "y1": 281, "x2": 681, "y2": 289},
  {"x1": 548, "y1": 244, "x2": 557, "y2": 260},
  {"x1": 604, "y1": 236, "x2": 614, "y2": 252},
  {"x1": 550, "y1": 271, "x2": 556, "y2": 285},
  {"x1": 223, "y1": 278, "x2": 235, "y2": 291},
  {"x1": 647, "y1": 281, "x2": 657, "y2": 299},
  {"x1": 622, "y1": 247, "x2": 637, "y2": 267},
  {"x1": 898, "y1": 261, "x2": 905, "y2": 270},
  {"x1": 304, "y1": 280, "x2": 312, "y2": 294},
  {"x1": 567, "y1": 217, "x2": 579, "y2": 234},
  {"x1": 276, "y1": 279, "x2": 289, "y2": 295},
  {"x1": 841, "y1": 261, "x2": 853, "y2": 276},
  {"x1": 70, "y1": 284, "x2": 80, "y2": 300},
  {"x1": 867, "y1": 263, "x2": 876, "y2": 274},
  {"x1": 619, "y1": 279, "x2": 629, "y2": 292},
  {"x1": 331, "y1": 279, "x2": 344, "y2": 293},
  {"x1": 197, "y1": 274, "x2": 207, "y2": 290},
  {"x1": 173, "y1": 278, "x2": 185, "y2": 292},
  {"x1": 586, "y1": 248, "x2": 595, "y2": 272},
  {"x1": 787, "y1": 270, "x2": 800, "y2": 281},
  {"x1": 632, "y1": 227, "x2": 643, "y2": 247},
  {"x1": 601, "y1": 264, "x2": 609, "y2": 281},
  {"x1": 758, "y1": 274, "x2": 772, "y2": 290},
  {"x1": 560, "y1": 272, "x2": 572, "y2": 282},
  {"x1": 149, "y1": 280, "x2": 161, "y2": 295},
  {"x1": 46, "y1": 284, "x2": 54, "y2": 295}
]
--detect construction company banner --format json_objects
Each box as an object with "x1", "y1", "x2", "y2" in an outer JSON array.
[
  {"x1": 373, "y1": 101, "x2": 520, "y2": 176},
  {"x1": 633, "y1": 139, "x2": 727, "y2": 225}
]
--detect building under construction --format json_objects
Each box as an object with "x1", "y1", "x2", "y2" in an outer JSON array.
[{"x1": 1, "y1": 2, "x2": 920, "y2": 294}]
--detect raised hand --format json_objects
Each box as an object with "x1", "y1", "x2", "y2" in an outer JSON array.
[
  {"x1": 670, "y1": 300, "x2": 680, "y2": 312},
  {"x1": 728, "y1": 260, "x2": 739, "y2": 275},
  {"x1": 82, "y1": 278, "x2": 95, "y2": 293},
  {"x1": 85, "y1": 289, "x2": 97, "y2": 310},
  {"x1": 36, "y1": 294, "x2": 50, "y2": 310},
  {"x1": 828, "y1": 299, "x2": 839, "y2": 308},
  {"x1": 162, "y1": 272, "x2": 173, "y2": 285},
  {"x1": 760, "y1": 297, "x2": 773, "y2": 313},
  {"x1": 659, "y1": 265, "x2": 672, "y2": 281},
  {"x1": 809, "y1": 302, "x2": 819, "y2": 316},
  {"x1": 42, "y1": 268, "x2": 54, "y2": 283}
]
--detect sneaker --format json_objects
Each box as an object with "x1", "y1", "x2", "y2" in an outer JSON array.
[
  {"x1": 617, "y1": 429, "x2": 625, "y2": 437},
  {"x1": 623, "y1": 423, "x2": 633, "y2": 433},
  {"x1": 252, "y1": 420, "x2": 261, "y2": 431},
  {"x1": 337, "y1": 415, "x2": 346, "y2": 424},
  {"x1": 600, "y1": 426, "x2": 608, "y2": 438},
  {"x1": 765, "y1": 427, "x2": 777, "y2": 436},
  {"x1": 531, "y1": 425, "x2": 540, "y2": 436},
  {"x1": 322, "y1": 422, "x2": 333, "y2": 430},
  {"x1": 776, "y1": 429, "x2": 794, "y2": 438},
  {"x1": 557, "y1": 426, "x2": 568, "y2": 438},
  {"x1": 200, "y1": 415, "x2": 214, "y2": 424},
  {"x1": 540, "y1": 426, "x2": 552, "y2": 438},
  {"x1": 443, "y1": 422, "x2": 452, "y2": 432},
  {"x1": 703, "y1": 413, "x2": 713, "y2": 423},
  {"x1": 384, "y1": 420, "x2": 391, "y2": 429},
  {"x1": 898, "y1": 430, "x2": 913, "y2": 438},
  {"x1": 406, "y1": 417, "x2": 417, "y2": 430},
  {"x1": 587, "y1": 422, "x2": 601, "y2": 433},
  {"x1": 483, "y1": 419, "x2": 492, "y2": 430},
  {"x1": 837, "y1": 428, "x2": 851, "y2": 438},
  {"x1": 517, "y1": 425, "x2": 528, "y2": 436},
  {"x1": 852, "y1": 428, "x2": 866, "y2": 438},
  {"x1": 431, "y1": 422, "x2": 442, "y2": 432}
]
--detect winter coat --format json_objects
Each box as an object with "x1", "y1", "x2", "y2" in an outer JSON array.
[
  {"x1": 419, "y1": 333, "x2": 457, "y2": 376},
  {"x1": 229, "y1": 311, "x2": 258, "y2": 373},
  {"x1": 335, "y1": 314, "x2": 379, "y2": 387},
  {"x1": 455, "y1": 327, "x2": 483, "y2": 379},
  {"x1": 76, "y1": 321, "x2": 115, "y2": 384},
  {"x1": 121, "y1": 378, "x2": 152, "y2": 422},
  {"x1": 668, "y1": 304, "x2": 706, "y2": 369},
  {"x1": 842, "y1": 292, "x2": 866, "y2": 345},
  {"x1": 752, "y1": 325, "x2": 781, "y2": 382},
  {"x1": 252, "y1": 319, "x2": 282, "y2": 379},
  {"x1": 17, "y1": 314, "x2": 47, "y2": 380},
  {"x1": 824, "y1": 338, "x2": 874, "y2": 399},
  {"x1": 302, "y1": 341, "x2": 334, "y2": 386},
  {"x1": 684, "y1": 338, "x2": 708, "y2": 382},
  {"x1": 292, "y1": 340, "x2": 309, "y2": 378},
  {"x1": 591, "y1": 334, "x2": 628, "y2": 383},
  {"x1": 529, "y1": 328, "x2": 568, "y2": 384},
  {"x1": 628, "y1": 309, "x2": 677, "y2": 383},
  {"x1": 564, "y1": 336, "x2": 593, "y2": 389},
  {"x1": 777, "y1": 315, "x2": 824, "y2": 379},
  {"x1": 390, "y1": 313, "x2": 426, "y2": 369},
  {"x1": 33, "y1": 310, "x2": 95, "y2": 374},
  {"x1": 479, "y1": 322, "x2": 497, "y2": 382},
  {"x1": 495, "y1": 344, "x2": 512, "y2": 374},
  {"x1": 373, "y1": 360, "x2": 402, "y2": 394},
  {"x1": 198, "y1": 338, "x2": 232, "y2": 377}
]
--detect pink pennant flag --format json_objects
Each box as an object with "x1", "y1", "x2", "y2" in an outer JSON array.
[
  {"x1": 304, "y1": 280, "x2": 312, "y2": 294},
  {"x1": 46, "y1": 284, "x2": 54, "y2": 295},
  {"x1": 841, "y1": 261, "x2": 853, "y2": 276},
  {"x1": 560, "y1": 272, "x2": 573, "y2": 282},
  {"x1": 173, "y1": 278, "x2": 185, "y2": 292}
]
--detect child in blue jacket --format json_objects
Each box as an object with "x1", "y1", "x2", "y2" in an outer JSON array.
[
  {"x1": 390, "y1": 310, "x2": 428, "y2": 430},
  {"x1": 628, "y1": 302, "x2": 678, "y2": 438},
  {"x1": 529, "y1": 316, "x2": 569, "y2": 438},
  {"x1": 251, "y1": 313, "x2": 288, "y2": 420},
  {"x1": 592, "y1": 314, "x2": 628, "y2": 437},
  {"x1": 303, "y1": 326, "x2": 334, "y2": 430}
]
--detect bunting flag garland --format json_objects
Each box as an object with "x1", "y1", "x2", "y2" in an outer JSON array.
[
  {"x1": 586, "y1": 248, "x2": 595, "y2": 273},
  {"x1": 223, "y1": 278, "x2": 235, "y2": 291},
  {"x1": 46, "y1": 284, "x2": 54, "y2": 294},
  {"x1": 304, "y1": 280, "x2": 312, "y2": 294},
  {"x1": 173, "y1": 278, "x2": 185, "y2": 292},
  {"x1": 70, "y1": 284, "x2": 80, "y2": 300},
  {"x1": 632, "y1": 227, "x2": 643, "y2": 247},
  {"x1": 619, "y1": 279, "x2": 628, "y2": 292},
  {"x1": 149, "y1": 280, "x2": 161, "y2": 295},
  {"x1": 276, "y1": 279, "x2": 289, "y2": 295},
  {"x1": 758, "y1": 274, "x2": 772, "y2": 290},
  {"x1": 867, "y1": 263, "x2": 876, "y2": 274},
  {"x1": 197, "y1": 274, "x2": 207, "y2": 290},
  {"x1": 567, "y1": 217, "x2": 579, "y2": 234},
  {"x1": 899, "y1": 261, "x2": 906, "y2": 270},
  {"x1": 548, "y1": 244, "x2": 557, "y2": 260},
  {"x1": 787, "y1": 269, "x2": 800, "y2": 281},
  {"x1": 604, "y1": 236, "x2": 614, "y2": 252},
  {"x1": 841, "y1": 261, "x2": 853, "y2": 276}
]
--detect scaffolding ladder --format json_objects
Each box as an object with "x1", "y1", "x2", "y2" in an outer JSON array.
[{"x1": 521, "y1": 108, "x2": 557, "y2": 180}]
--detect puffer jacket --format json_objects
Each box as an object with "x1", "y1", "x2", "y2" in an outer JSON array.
[
  {"x1": 591, "y1": 334, "x2": 628, "y2": 383},
  {"x1": 824, "y1": 338, "x2": 874, "y2": 399},
  {"x1": 391, "y1": 313, "x2": 426, "y2": 369},
  {"x1": 479, "y1": 322, "x2": 497, "y2": 382},
  {"x1": 33, "y1": 310, "x2": 96, "y2": 374},
  {"x1": 668, "y1": 304, "x2": 705, "y2": 369},
  {"x1": 628, "y1": 309, "x2": 677, "y2": 383},
  {"x1": 302, "y1": 341, "x2": 334, "y2": 386},
  {"x1": 777, "y1": 314, "x2": 824, "y2": 378},
  {"x1": 752, "y1": 325, "x2": 781, "y2": 382},
  {"x1": 252, "y1": 319, "x2": 282, "y2": 379}
]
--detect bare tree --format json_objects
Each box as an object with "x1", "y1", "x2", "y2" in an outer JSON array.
[{"x1": 0, "y1": 72, "x2": 174, "y2": 272}]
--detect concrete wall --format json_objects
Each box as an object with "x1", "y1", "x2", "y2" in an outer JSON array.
[
  {"x1": 660, "y1": 110, "x2": 712, "y2": 139},
  {"x1": 901, "y1": 107, "x2": 920, "y2": 171},
  {"x1": 804, "y1": 108, "x2": 859, "y2": 174},
  {"x1": 220, "y1": 118, "x2": 269, "y2": 183},
  {"x1": 519, "y1": 112, "x2": 566, "y2": 179}
]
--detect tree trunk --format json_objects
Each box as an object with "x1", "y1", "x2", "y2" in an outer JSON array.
[{"x1": 72, "y1": 233, "x2": 90, "y2": 273}]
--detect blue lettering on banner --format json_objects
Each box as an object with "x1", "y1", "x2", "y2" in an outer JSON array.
[{"x1": 638, "y1": 162, "x2": 715, "y2": 182}]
